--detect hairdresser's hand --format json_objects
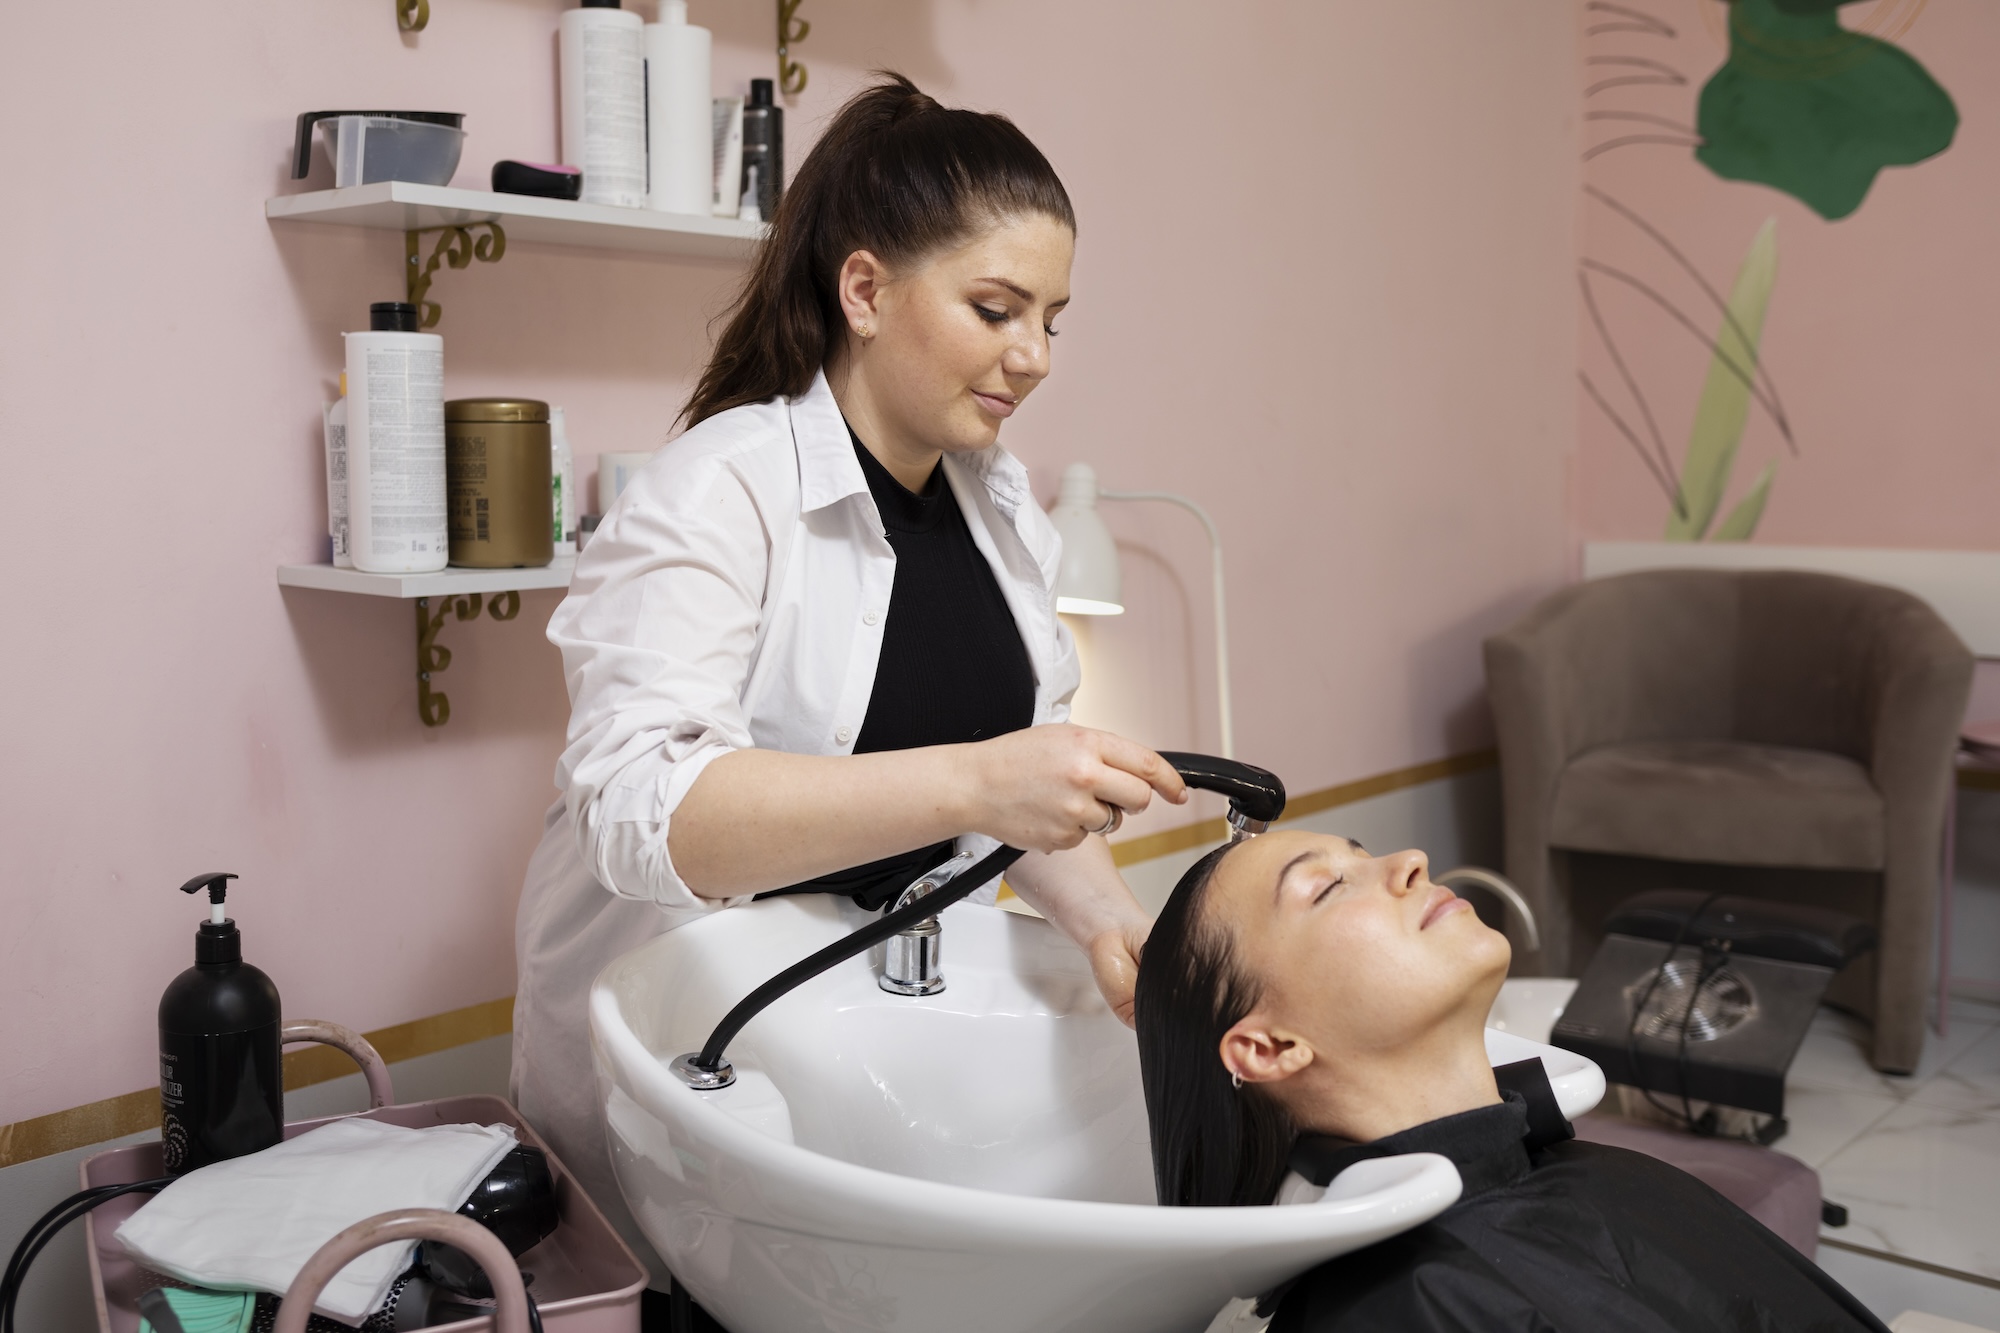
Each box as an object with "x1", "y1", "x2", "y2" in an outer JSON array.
[
  {"x1": 1085, "y1": 919, "x2": 1151, "y2": 1028},
  {"x1": 957, "y1": 725, "x2": 1188, "y2": 853}
]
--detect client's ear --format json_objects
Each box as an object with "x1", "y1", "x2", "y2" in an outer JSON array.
[{"x1": 1220, "y1": 1017, "x2": 1315, "y2": 1087}]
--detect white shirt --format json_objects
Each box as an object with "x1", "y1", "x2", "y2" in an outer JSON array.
[{"x1": 511, "y1": 370, "x2": 1079, "y2": 1278}]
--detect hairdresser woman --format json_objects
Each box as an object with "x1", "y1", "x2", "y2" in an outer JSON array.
[{"x1": 511, "y1": 75, "x2": 1187, "y2": 1286}]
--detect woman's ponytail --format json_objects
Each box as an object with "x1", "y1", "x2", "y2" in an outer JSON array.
[{"x1": 682, "y1": 72, "x2": 1074, "y2": 427}]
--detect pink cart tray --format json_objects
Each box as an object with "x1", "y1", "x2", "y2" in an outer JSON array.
[{"x1": 79, "y1": 1095, "x2": 645, "y2": 1333}]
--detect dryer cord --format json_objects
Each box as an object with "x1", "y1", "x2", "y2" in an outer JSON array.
[{"x1": 1, "y1": 1177, "x2": 170, "y2": 1333}]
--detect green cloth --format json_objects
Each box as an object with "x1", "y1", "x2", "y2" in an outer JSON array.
[{"x1": 136, "y1": 1287, "x2": 256, "y2": 1333}]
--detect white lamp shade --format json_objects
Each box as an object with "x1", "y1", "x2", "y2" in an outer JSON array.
[{"x1": 1049, "y1": 463, "x2": 1124, "y2": 615}]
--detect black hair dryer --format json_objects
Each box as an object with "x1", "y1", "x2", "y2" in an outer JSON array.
[{"x1": 391, "y1": 1145, "x2": 558, "y2": 1329}]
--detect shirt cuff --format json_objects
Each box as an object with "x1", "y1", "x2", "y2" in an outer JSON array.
[{"x1": 588, "y1": 742, "x2": 747, "y2": 913}]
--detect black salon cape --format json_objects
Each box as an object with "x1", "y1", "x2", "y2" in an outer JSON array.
[{"x1": 1270, "y1": 1062, "x2": 1887, "y2": 1333}]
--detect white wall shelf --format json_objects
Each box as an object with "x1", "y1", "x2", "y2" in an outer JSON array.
[
  {"x1": 279, "y1": 559, "x2": 575, "y2": 726},
  {"x1": 266, "y1": 182, "x2": 766, "y2": 259},
  {"x1": 278, "y1": 558, "x2": 574, "y2": 600}
]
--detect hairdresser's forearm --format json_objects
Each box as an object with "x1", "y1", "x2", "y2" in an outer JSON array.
[
  {"x1": 1006, "y1": 836, "x2": 1149, "y2": 948},
  {"x1": 1007, "y1": 837, "x2": 1152, "y2": 1025},
  {"x1": 667, "y1": 747, "x2": 976, "y2": 898}
]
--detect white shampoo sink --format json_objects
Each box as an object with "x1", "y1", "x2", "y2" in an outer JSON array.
[{"x1": 590, "y1": 895, "x2": 1601, "y2": 1333}]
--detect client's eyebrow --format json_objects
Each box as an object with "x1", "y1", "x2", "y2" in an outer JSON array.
[{"x1": 1273, "y1": 850, "x2": 1325, "y2": 905}]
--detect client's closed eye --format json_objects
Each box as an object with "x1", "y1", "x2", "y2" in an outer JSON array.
[{"x1": 1313, "y1": 876, "x2": 1345, "y2": 906}]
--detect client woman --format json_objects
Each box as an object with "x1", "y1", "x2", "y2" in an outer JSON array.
[{"x1": 1135, "y1": 830, "x2": 1887, "y2": 1332}]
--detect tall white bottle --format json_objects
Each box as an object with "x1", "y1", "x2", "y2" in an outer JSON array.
[
  {"x1": 645, "y1": 0, "x2": 712, "y2": 215},
  {"x1": 560, "y1": 0, "x2": 647, "y2": 208},
  {"x1": 344, "y1": 302, "x2": 447, "y2": 574}
]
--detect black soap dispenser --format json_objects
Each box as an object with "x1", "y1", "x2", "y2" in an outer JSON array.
[{"x1": 158, "y1": 872, "x2": 283, "y2": 1175}]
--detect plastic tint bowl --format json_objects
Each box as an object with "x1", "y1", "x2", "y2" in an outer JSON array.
[
  {"x1": 321, "y1": 114, "x2": 465, "y2": 188},
  {"x1": 80, "y1": 1095, "x2": 646, "y2": 1333}
]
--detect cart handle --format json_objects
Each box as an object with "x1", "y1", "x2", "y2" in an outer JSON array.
[
  {"x1": 281, "y1": 1020, "x2": 394, "y2": 1109},
  {"x1": 271, "y1": 1208, "x2": 528, "y2": 1333}
]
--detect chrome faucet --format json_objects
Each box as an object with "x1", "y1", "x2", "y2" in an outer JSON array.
[{"x1": 879, "y1": 850, "x2": 977, "y2": 995}]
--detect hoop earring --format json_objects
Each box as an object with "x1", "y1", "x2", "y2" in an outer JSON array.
[{"x1": 1230, "y1": 1071, "x2": 1243, "y2": 1091}]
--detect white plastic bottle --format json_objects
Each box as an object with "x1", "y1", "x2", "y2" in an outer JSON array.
[
  {"x1": 550, "y1": 406, "x2": 577, "y2": 556},
  {"x1": 344, "y1": 302, "x2": 447, "y2": 574},
  {"x1": 322, "y1": 376, "x2": 351, "y2": 568},
  {"x1": 645, "y1": 0, "x2": 712, "y2": 215},
  {"x1": 559, "y1": 0, "x2": 647, "y2": 208}
]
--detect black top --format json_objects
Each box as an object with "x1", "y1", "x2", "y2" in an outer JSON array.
[
  {"x1": 774, "y1": 429, "x2": 1036, "y2": 909},
  {"x1": 1272, "y1": 1061, "x2": 1886, "y2": 1333}
]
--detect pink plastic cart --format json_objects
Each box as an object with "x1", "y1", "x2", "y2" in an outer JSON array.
[{"x1": 78, "y1": 1020, "x2": 646, "y2": 1333}]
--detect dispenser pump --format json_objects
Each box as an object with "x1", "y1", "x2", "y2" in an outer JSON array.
[{"x1": 179, "y1": 870, "x2": 242, "y2": 965}]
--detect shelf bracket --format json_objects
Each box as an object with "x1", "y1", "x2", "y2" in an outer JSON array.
[
  {"x1": 778, "y1": 0, "x2": 809, "y2": 95},
  {"x1": 405, "y1": 222, "x2": 507, "y2": 329},
  {"x1": 398, "y1": 0, "x2": 429, "y2": 32},
  {"x1": 416, "y1": 590, "x2": 522, "y2": 727}
]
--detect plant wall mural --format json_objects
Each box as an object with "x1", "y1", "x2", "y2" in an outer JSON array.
[{"x1": 1580, "y1": 0, "x2": 1957, "y2": 540}]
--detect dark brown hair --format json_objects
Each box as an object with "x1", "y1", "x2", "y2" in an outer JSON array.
[
  {"x1": 1135, "y1": 844, "x2": 1298, "y2": 1207},
  {"x1": 682, "y1": 73, "x2": 1076, "y2": 427}
]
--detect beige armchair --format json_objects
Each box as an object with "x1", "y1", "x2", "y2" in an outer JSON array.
[{"x1": 1484, "y1": 569, "x2": 1971, "y2": 1073}]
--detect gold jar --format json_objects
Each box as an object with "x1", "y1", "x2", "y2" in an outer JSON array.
[{"x1": 445, "y1": 399, "x2": 554, "y2": 568}]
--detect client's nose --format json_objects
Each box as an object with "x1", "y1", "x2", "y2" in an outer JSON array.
[{"x1": 1382, "y1": 849, "x2": 1429, "y2": 896}]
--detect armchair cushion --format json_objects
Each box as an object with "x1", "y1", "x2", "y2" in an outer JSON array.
[{"x1": 1551, "y1": 739, "x2": 1884, "y2": 871}]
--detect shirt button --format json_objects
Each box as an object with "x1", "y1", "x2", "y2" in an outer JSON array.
[
  {"x1": 863, "y1": 610, "x2": 880, "y2": 626},
  {"x1": 835, "y1": 727, "x2": 853, "y2": 745}
]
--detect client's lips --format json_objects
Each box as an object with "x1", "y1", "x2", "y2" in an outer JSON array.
[
  {"x1": 972, "y1": 389, "x2": 1017, "y2": 418},
  {"x1": 1420, "y1": 886, "x2": 1468, "y2": 930}
]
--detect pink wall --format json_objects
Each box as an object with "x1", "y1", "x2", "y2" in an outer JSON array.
[
  {"x1": 1575, "y1": 2, "x2": 2000, "y2": 549},
  {"x1": 0, "y1": 1, "x2": 1579, "y2": 1124}
]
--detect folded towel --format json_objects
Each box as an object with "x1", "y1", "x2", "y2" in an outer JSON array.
[{"x1": 116, "y1": 1118, "x2": 517, "y2": 1327}]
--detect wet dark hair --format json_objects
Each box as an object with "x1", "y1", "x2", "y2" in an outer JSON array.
[
  {"x1": 1135, "y1": 843, "x2": 1297, "y2": 1208},
  {"x1": 683, "y1": 72, "x2": 1076, "y2": 427}
]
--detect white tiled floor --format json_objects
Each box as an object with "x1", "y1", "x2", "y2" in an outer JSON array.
[{"x1": 1794, "y1": 996, "x2": 2000, "y2": 1285}]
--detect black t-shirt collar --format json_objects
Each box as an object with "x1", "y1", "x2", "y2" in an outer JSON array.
[{"x1": 1287, "y1": 1058, "x2": 1576, "y2": 1202}]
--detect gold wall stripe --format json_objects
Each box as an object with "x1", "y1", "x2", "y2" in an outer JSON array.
[
  {"x1": 1108, "y1": 748, "x2": 1498, "y2": 868},
  {"x1": 0, "y1": 996, "x2": 514, "y2": 1170}
]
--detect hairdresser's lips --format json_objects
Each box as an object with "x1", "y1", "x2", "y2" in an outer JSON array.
[
  {"x1": 971, "y1": 389, "x2": 1018, "y2": 419},
  {"x1": 1419, "y1": 887, "x2": 1469, "y2": 930}
]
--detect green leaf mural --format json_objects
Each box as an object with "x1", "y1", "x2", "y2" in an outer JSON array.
[
  {"x1": 1666, "y1": 219, "x2": 1777, "y2": 542},
  {"x1": 1697, "y1": 0, "x2": 1958, "y2": 221},
  {"x1": 1712, "y1": 462, "x2": 1776, "y2": 542}
]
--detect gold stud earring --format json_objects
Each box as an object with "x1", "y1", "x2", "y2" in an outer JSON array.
[{"x1": 857, "y1": 324, "x2": 872, "y2": 339}]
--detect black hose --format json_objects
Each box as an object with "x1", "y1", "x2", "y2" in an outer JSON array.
[{"x1": 692, "y1": 845, "x2": 1025, "y2": 1071}]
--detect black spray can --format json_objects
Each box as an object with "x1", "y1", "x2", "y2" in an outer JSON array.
[
  {"x1": 740, "y1": 77, "x2": 783, "y2": 222},
  {"x1": 158, "y1": 872, "x2": 283, "y2": 1174}
]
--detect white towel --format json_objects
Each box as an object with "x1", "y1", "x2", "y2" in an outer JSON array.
[{"x1": 116, "y1": 1118, "x2": 517, "y2": 1326}]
